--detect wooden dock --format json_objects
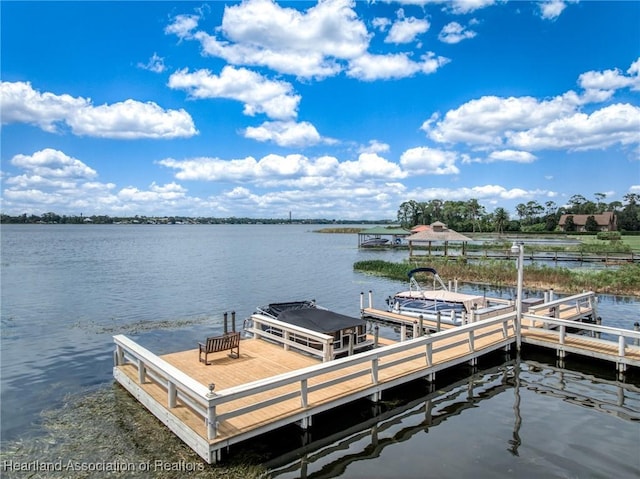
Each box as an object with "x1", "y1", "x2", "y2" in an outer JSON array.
[
  {"x1": 113, "y1": 292, "x2": 640, "y2": 464},
  {"x1": 361, "y1": 291, "x2": 596, "y2": 335},
  {"x1": 409, "y1": 250, "x2": 640, "y2": 263}
]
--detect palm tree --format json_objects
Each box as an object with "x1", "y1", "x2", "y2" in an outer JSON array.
[
  {"x1": 494, "y1": 207, "x2": 509, "y2": 234},
  {"x1": 466, "y1": 198, "x2": 484, "y2": 232}
]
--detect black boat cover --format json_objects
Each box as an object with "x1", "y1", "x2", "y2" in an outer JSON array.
[
  {"x1": 276, "y1": 308, "x2": 365, "y2": 334},
  {"x1": 260, "y1": 301, "x2": 317, "y2": 318}
]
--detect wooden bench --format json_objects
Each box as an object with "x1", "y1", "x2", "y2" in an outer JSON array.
[{"x1": 198, "y1": 332, "x2": 241, "y2": 364}]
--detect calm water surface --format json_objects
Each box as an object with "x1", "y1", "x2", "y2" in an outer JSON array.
[{"x1": 1, "y1": 224, "x2": 639, "y2": 478}]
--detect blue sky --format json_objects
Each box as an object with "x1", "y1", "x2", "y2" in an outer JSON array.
[{"x1": 1, "y1": 0, "x2": 639, "y2": 220}]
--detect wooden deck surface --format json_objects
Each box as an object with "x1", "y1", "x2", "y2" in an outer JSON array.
[
  {"x1": 114, "y1": 303, "x2": 639, "y2": 464},
  {"x1": 116, "y1": 322, "x2": 510, "y2": 446},
  {"x1": 522, "y1": 327, "x2": 640, "y2": 363}
]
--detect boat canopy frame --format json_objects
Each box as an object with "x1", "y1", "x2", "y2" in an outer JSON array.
[{"x1": 407, "y1": 267, "x2": 449, "y2": 297}]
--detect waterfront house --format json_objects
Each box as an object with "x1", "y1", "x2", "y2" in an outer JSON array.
[{"x1": 558, "y1": 212, "x2": 617, "y2": 232}]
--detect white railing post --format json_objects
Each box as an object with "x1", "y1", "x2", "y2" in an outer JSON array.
[
  {"x1": 618, "y1": 335, "x2": 626, "y2": 358},
  {"x1": 468, "y1": 330, "x2": 475, "y2": 352},
  {"x1": 426, "y1": 342, "x2": 432, "y2": 367},
  {"x1": 284, "y1": 330, "x2": 290, "y2": 351},
  {"x1": 115, "y1": 345, "x2": 124, "y2": 366},
  {"x1": 324, "y1": 339, "x2": 333, "y2": 362},
  {"x1": 138, "y1": 359, "x2": 146, "y2": 383},
  {"x1": 301, "y1": 379, "x2": 308, "y2": 408},
  {"x1": 207, "y1": 403, "x2": 217, "y2": 439},
  {"x1": 360, "y1": 292, "x2": 364, "y2": 311},
  {"x1": 368, "y1": 290, "x2": 373, "y2": 309},
  {"x1": 370, "y1": 357, "x2": 380, "y2": 402},
  {"x1": 168, "y1": 381, "x2": 177, "y2": 408}
]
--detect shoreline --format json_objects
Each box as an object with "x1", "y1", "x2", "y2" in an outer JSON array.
[{"x1": 353, "y1": 259, "x2": 640, "y2": 298}]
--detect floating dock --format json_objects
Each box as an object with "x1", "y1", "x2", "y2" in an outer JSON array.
[{"x1": 113, "y1": 291, "x2": 640, "y2": 464}]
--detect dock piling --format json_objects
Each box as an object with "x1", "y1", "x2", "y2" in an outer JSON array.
[{"x1": 223, "y1": 312, "x2": 228, "y2": 334}]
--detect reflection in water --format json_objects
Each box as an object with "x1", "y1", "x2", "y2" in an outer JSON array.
[
  {"x1": 524, "y1": 360, "x2": 640, "y2": 422},
  {"x1": 263, "y1": 354, "x2": 639, "y2": 479},
  {"x1": 266, "y1": 360, "x2": 517, "y2": 478},
  {"x1": 508, "y1": 358, "x2": 522, "y2": 457}
]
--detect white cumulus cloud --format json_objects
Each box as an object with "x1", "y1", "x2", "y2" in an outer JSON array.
[
  {"x1": 487, "y1": 150, "x2": 537, "y2": 163},
  {"x1": 168, "y1": 67, "x2": 300, "y2": 120},
  {"x1": 438, "y1": 22, "x2": 477, "y2": 44},
  {"x1": 11, "y1": 148, "x2": 97, "y2": 179},
  {"x1": 385, "y1": 13, "x2": 430, "y2": 44},
  {"x1": 347, "y1": 52, "x2": 449, "y2": 81},
  {"x1": 539, "y1": 0, "x2": 568, "y2": 20},
  {"x1": 167, "y1": 0, "x2": 369, "y2": 79},
  {"x1": 399, "y1": 147, "x2": 460, "y2": 175},
  {"x1": 1, "y1": 81, "x2": 197, "y2": 139},
  {"x1": 244, "y1": 121, "x2": 323, "y2": 147}
]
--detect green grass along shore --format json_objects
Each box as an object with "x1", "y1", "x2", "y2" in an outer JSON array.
[{"x1": 354, "y1": 259, "x2": 640, "y2": 297}]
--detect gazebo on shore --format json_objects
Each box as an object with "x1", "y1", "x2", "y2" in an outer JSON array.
[{"x1": 406, "y1": 221, "x2": 472, "y2": 258}]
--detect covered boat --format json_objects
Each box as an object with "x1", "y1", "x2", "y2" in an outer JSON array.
[
  {"x1": 387, "y1": 267, "x2": 502, "y2": 325},
  {"x1": 251, "y1": 300, "x2": 373, "y2": 358},
  {"x1": 360, "y1": 237, "x2": 390, "y2": 247}
]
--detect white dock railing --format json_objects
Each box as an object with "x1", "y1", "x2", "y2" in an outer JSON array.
[
  {"x1": 114, "y1": 314, "x2": 514, "y2": 442},
  {"x1": 113, "y1": 335, "x2": 215, "y2": 438},
  {"x1": 526, "y1": 291, "x2": 596, "y2": 323},
  {"x1": 521, "y1": 314, "x2": 640, "y2": 372},
  {"x1": 201, "y1": 313, "x2": 514, "y2": 438},
  {"x1": 246, "y1": 314, "x2": 335, "y2": 362}
]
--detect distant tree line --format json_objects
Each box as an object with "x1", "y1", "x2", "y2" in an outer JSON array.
[
  {"x1": 396, "y1": 193, "x2": 640, "y2": 232},
  {"x1": 3, "y1": 192, "x2": 639, "y2": 232},
  {"x1": 0, "y1": 213, "x2": 393, "y2": 226}
]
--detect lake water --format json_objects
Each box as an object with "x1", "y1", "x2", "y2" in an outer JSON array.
[{"x1": 1, "y1": 224, "x2": 639, "y2": 478}]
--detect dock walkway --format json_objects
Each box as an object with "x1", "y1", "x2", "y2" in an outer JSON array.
[
  {"x1": 113, "y1": 293, "x2": 640, "y2": 464},
  {"x1": 114, "y1": 315, "x2": 515, "y2": 463}
]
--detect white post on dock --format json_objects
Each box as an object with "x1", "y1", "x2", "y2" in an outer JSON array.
[
  {"x1": 114, "y1": 345, "x2": 124, "y2": 366},
  {"x1": 511, "y1": 241, "x2": 524, "y2": 351},
  {"x1": 138, "y1": 359, "x2": 146, "y2": 384},
  {"x1": 368, "y1": 290, "x2": 373, "y2": 309},
  {"x1": 206, "y1": 384, "x2": 217, "y2": 440},
  {"x1": 168, "y1": 381, "x2": 177, "y2": 408}
]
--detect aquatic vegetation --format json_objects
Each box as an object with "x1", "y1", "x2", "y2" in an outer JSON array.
[
  {"x1": 0, "y1": 385, "x2": 266, "y2": 479},
  {"x1": 354, "y1": 259, "x2": 640, "y2": 296}
]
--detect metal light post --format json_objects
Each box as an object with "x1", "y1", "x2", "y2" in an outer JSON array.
[{"x1": 511, "y1": 241, "x2": 524, "y2": 351}]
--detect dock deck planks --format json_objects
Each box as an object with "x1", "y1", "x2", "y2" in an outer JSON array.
[
  {"x1": 115, "y1": 320, "x2": 511, "y2": 450},
  {"x1": 113, "y1": 299, "x2": 638, "y2": 463}
]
